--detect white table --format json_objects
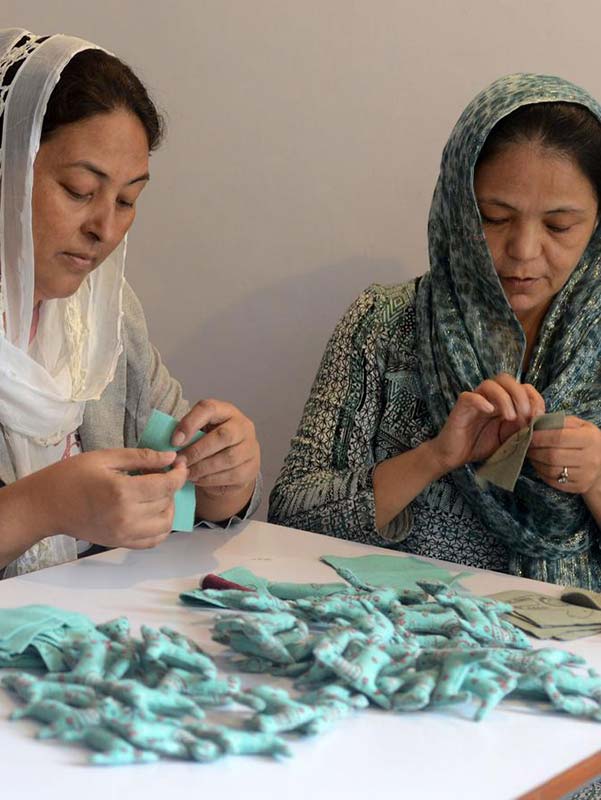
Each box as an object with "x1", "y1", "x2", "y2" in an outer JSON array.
[{"x1": 1, "y1": 520, "x2": 600, "y2": 800}]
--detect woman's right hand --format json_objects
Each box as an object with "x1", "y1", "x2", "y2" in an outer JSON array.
[
  {"x1": 428, "y1": 373, "x2": 545, "y2": 475},
  {"x1": 38, "y1": 448, "x2": 189, "y2": 549}
]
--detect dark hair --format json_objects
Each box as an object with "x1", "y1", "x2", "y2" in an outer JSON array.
[
  {"x1": 40, "y1": 49, "x2": 164, "y2": 150},
  {"x1": 477, "y1": 102, "x2": 601, "y2": 202}
]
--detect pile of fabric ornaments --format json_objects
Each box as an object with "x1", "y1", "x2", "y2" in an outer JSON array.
[{"x1": 1, "y1": 574, "x2": 601, "y2": 766}]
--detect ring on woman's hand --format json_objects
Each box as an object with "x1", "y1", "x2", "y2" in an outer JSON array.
[{"x1": 557, "y1": 466, "x2": 569, "y2": 484}]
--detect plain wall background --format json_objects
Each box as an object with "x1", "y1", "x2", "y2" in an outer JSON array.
[{"x1": 2, "y1": 1, "x2": 599, "y2": 515}]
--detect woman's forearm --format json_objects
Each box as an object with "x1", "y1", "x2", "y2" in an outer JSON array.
[
  {"x1": 0, "y1": 471, "x2": 57, "y2": 569},
  {"x1": 373, "y1": 439, "x2": 447, "y2": 529}
]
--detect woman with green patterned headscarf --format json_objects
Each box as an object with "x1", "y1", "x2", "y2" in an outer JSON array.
[{"x1": 269, "y1": 74, "x2": 601, "y2": 592}]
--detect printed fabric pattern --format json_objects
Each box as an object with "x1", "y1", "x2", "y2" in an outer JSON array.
[{"x1": 269, "y1": 282, "x2": 510, "y2": 573}]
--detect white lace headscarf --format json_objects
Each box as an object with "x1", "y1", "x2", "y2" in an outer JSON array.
[{"x1": 0, "y1": 29, "x2": 127, "y2": 576}]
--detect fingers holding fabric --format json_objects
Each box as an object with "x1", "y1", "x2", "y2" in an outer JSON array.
[
  {"x1": 528, "y1": 417, "x2": 601, "y2": 494},
  {"x1": 431, "y1": 375, "x2": 546, "y2": 476},
  {"x1": 523, "y1": 383, "x2": 546, "y2": 417},
  {"x1": 127, "y1": 461, "x2": 189, "y2": 502},
  {"x1": 43, "y1": 450, "x2": 187, "y2": 549},
  {"x1": 430, "y1": 391, "x2": 510, "y2": 473},
  {"x1": 475, "y1": 373, "x2": 542, "y2": 424},
  {"x1": 171, "y1": 398, "x2": 260, "y2": 495}
]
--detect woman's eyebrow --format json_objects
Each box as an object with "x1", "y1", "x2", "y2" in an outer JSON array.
[
  {"x1": 477, "y1": 196, "x2": 587, "y2": 215},
  {"x1": 545, "y1": 206, "x2": 587, "y2": 215},
  {"x1": 477, "y1": 197, "x2": 517, "y2": 211},
  {"x1": 66, "y1": 160, "x2": 150, "y2": 185}
]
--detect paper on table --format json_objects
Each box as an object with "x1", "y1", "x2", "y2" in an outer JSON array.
[
  {"x1": 137, "y1": 409, "x2": 204, "y2": 532},
  {"x1": 503, "y1": 615, "x2": 601, "y2": 641},
  {"x1": 489, "y1": 590, "x2": 601, "y2": 627},
  {"x1": 488, "y1": 590, "x2": 601, "y2": 640}
]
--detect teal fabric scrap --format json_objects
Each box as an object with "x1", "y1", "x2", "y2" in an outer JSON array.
[
  {"x1": 0, "y1": 606, "x2": 97, "y2": 669},
  {"x1": 210, "y1": 581, "x2": 601, "y2": 723},
  {"x1": 320, "y1": 554, "x2": 472, "y2": 594},
  {"x1": 218, "y1": 567, "x2": 271, "y2": 593},
  {"x1": 268, "y1": 582, "x2": 350, "y2": 601},
  {"x1": 137, "y1": 409, "x2": 205, "y2": 532},
  {"x1": 0, "y1": 607, "x2": 359, "y2": 765},
  {"x1": 179, "y1": 567, "x2": 351, "y2": 608},
  {"x1": 4, "y1": 584, "x2": 601, "y2": 767},
  {"x1": 219, "y1": 567, "x2": 349, "y2": 600}
]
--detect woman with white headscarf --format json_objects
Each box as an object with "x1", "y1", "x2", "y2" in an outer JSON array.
[{"x1": 0, "y1": 29, "x2": 261, "y2": 577}]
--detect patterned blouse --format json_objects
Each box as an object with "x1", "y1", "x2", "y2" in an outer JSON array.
[{"x1": 268, "y1": 280, "x2": 510, "y2": 573}]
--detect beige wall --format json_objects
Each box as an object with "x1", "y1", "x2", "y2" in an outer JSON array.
[{"x1": 2, "y1": 1, "x2": 598, "y2": 515}]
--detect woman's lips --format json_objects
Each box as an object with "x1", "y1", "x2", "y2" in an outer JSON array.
[
  {"x1": 500, "y1": 276, "x2": 541, "y2": 290},
  {"x1": 61, "y1": 252, "x2": 95, "y2": 271}
]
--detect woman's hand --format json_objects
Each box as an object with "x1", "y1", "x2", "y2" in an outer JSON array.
[
  {"x1": 40, "y1": 448, "x2": 189, "y2": 548},
  {"x1": 430, "y1": 373, "x2": 545, "y2": 474},
  {"x1": 528, "y1": 417, "x2": 601, "y2": 495},
  {"x1": 171, "y1": 399, "x2": 260, "y2": 515}
]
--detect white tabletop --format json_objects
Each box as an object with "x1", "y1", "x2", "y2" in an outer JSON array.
[{"x1": 1, "y1": 520, "x2": 600, "y2": 800}]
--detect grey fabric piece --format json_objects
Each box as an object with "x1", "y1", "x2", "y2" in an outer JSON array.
[
  {"x1": 475, "y1": 412, "x2": 565, "y2": 492},
  {"x1": 0, "y1": 282, "x2": 261, "y2": 578}
]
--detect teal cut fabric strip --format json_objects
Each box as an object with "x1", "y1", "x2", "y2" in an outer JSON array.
[
  {"x1": 218, "y1": 567, "x2": 349, "y2": 600},
  {"x1": 267, "y1": 582, "x2": 351, "y2": 600},
  {"x1": 180, "y1": 567, "x2": 351, "y2": 608},
  {"x1": 320, "y1": 554, "x2": 472, "y2": 593},
  {"x1": 218, "y1": 567, "x2": 271, "y2": 593},
  {"x1": 0, "y1": 605, "x2": 95, "y2": 654},
  {"x1": 0, "y1": 605, "x2": 97, "y2": 669},
  {"x1": 137, "y1": 409, "x2": 204, "y2": 532}
]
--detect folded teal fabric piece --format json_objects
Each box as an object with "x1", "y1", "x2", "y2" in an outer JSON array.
[
  {"x1": 218, "y1": 567, "x2": 350, "y2": 600},
  {"x1": 0, "y1": 651, "x2": 44, "y2": 669},
  {"x1": 218, "y1": 567, "x2": 271, "y2": 593},
  {"x1": 267, "y1": 582, "x2": 351, "y2": 601},
  {"x1": 180, "y1": 567, "x2": 351, "y2": 608},
  {"x1": 0, "y1": 605, "x2": 97, "y2": 669},
  {"x1": 137, "y1": 409, "x2": 205, "y2": 532},
  {"x1": 0, "y1": 605, "x2": 95, "y2": 654},
  {"x1": 320, "y1": 554, "x2": 472, "y2": 594}
]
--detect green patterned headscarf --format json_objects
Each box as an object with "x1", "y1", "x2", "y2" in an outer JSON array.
[{"x1": 416, "y1": 74, "x2": 601, "y2": 588}]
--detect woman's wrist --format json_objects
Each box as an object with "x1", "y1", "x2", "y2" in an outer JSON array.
[
  {"x1": 373, "y1": 440, "x2": 450, "y2": 530},
  {"x1": 0, "y1": 469, "x2": 60, "y2": 568},
  {"x1": 195, "y1": 479, "x2": 256, "y2": 523},
  {"x1": 582, "y1": 472, "x2": 601, "y2": 517},
  {"x1": 421, "y1": 437, "x2": 458, "y2": 479}
]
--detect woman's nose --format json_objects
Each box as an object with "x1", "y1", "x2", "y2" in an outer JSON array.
[
  {"x1": 506, "y1": 221, "x2": 542, "y2": 262},
  {"x1": 82, "y1": 200, "x2": 117, "y2": 244}
]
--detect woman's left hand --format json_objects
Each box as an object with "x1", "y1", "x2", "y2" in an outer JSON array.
[
  {"x1": 528, "y1": 416, "x2": 601, "y2": 495},
  {"x1": 171, "y1": 399, "x2": 260, "y2": 498}
]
